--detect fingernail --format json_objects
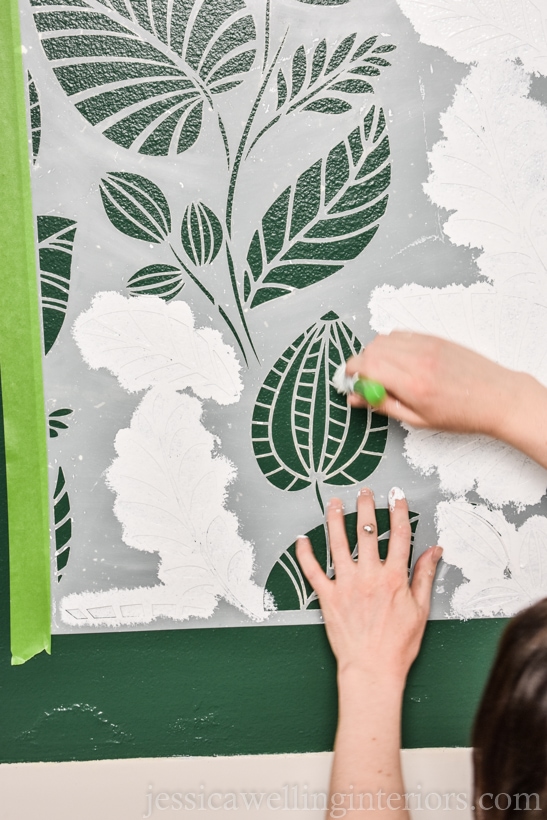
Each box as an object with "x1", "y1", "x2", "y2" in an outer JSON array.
[
  {"x1": 433, "y1": 546, "x2": 443, "y2": 562},
  {"x1": 388, "y1": 487, "x2": 405, "y2": 511},
  {"x1": 328, "y1": 498, "x2": 344, "y2": 511},
  {"x1": 359, "y1": 487, "x2": 374, "y2": 497},
  {"x1": 296, "y1": 535, "x2": 308, "y2": 541}
]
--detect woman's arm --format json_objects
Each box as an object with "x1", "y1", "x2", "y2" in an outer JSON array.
[
  {"x1": 296, "y1": 487, "x2": 442, "y2": 819},
  {"x1": 345, "y1": 332, "x2": 547, "y2": 471}
]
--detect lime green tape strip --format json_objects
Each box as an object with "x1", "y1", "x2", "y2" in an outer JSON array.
[{"x1": 0, "y1": 0, "x2": 51, "y2": 663}]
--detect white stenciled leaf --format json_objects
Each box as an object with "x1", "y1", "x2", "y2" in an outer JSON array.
[
  {"x1": 61, "y1": 387, "x2": 267, "y2": 626},
  {"x1": 425, "y1": 62, "x2": 547, "y2": 288},
  {"x1": 437, "y1": 500, "x2": 547, "y2": 618},
  {"x1": 369, "y1": 281, "x2": 547, "y2": 508},
  {"x1": 395, "y1": 0, "x2": 547, "y2": 75},
  {"x1": 73, "y1": 292, "x2": 242, "y2": 404}
]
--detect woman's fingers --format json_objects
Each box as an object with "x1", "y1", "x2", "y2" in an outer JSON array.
[
  {"x1": 410, "y1": 546, "x2": 443, "y2": 612},
  {"x1": 385, "y1": 488, "x2": 412, "y2": 572},
  {"x1": 326, "y1": 498, "x2": 353, "y2": 575},
  {"x1": 356, "y1": 487, "x2": 380, "y2": 569},
  {"x1": 296, "y1": 537, "x2": 330, "y2": 598}
]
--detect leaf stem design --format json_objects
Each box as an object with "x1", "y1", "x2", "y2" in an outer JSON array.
[
  {"x1": 263, "y1": 0, "x2": 271, "y2": 73},
  {"x1": 169, "y1": 243, "x2": 249, "y2": 366},
  {"x1": 218, "y1": 113, "x2": 231, "y2": 166},
  {"x1": 226, "y1": 31, "x2": 288, "y2": 237},
  {"x1": 226, "y1": 243, "x2": 259, "y2": 363},
  {"x1": 315, "y1": 481, "x2": 325, "y2": 513}
]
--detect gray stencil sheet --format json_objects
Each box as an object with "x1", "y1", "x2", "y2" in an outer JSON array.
[{"x1": 19, "y1": 0, "x2": 547, "y2": 634}]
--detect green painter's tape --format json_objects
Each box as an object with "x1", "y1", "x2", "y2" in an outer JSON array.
[{"x1": 0, "y1": 0, "x2": 51, "y2": 663}]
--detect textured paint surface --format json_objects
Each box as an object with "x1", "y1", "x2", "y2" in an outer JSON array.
[
  {"x1": 395, "y1": 0, "x2": 547, "y2": 75},
  {"x1": 61, "y1": 387, "x2": 267, "y2": 626},
  {"x1": 370, "y1": 282, "x2": 547, "y2": 509},
  {"x1": 438, "y1": 500, "x2": 547, "y2": 619}
]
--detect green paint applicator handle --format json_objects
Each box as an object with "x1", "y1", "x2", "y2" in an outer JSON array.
[{"x1": 353, "y1": 378, "x2": 387, "y2": 407}]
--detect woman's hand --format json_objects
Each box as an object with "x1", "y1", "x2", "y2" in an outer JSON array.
[
  {"x1": 345, "y1": 331, "x2": 525, "y2": 438},
  {"x1": 296, "y1": 487, "x2": 442, "y2": 819},
  {"x1": 296, "y1": 486, "x2": 442, "y2": 686}
]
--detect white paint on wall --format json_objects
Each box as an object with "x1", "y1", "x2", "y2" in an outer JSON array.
[
  {"x1": 437, "y1": 500, "x2": 547, "y2": 618},
  {"x1": 424, "y1": 61, "x2": 547, "y2": 290},
  {"x1": 73, "y1": 292, "x2": 242, "y2": 405},
  {"x1": 61, "y1": 386, "x2": 268, "y2": 626},
  {"x1": 395, "y1": 0, "x2": 547, "y2": 75},
  {"x1": 370, "y1": 281, "x2": 547, "y2": 508}
]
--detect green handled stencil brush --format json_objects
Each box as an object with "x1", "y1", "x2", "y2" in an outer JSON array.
[{"x1": 332, "y1": 363, "x2": 387, "y2": 407}]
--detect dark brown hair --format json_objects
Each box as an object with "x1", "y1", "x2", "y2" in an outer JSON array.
[{"x1": 473, "y1": 598, "x2": 547, "y2": 817}]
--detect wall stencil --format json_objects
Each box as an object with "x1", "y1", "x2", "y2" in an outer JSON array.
[{"x1": 16, "y1": 0, "x2": 547, "y2": 632}]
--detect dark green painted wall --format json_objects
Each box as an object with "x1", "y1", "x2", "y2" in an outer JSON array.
[{"x1": 0, "y1": 386, "x2": 507, "y2": 763}]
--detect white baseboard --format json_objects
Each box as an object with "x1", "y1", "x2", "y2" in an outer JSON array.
[{"x1": 0, "y1": 748, "x2": 473, "y2": 819}]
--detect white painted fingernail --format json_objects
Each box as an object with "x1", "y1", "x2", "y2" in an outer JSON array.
[
  {"x1": 296, "y1": 535, "x2": 308, "y2": 540},
  {"x1": 359, "y1": 487, "x2": 374, "y2": 497},
  {"x1": 388, "y1": 486, "x2": 405, "y2": 511}
]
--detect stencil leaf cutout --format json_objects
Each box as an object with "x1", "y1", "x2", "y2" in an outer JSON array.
[
  {"x1": 181, "y1": 202, "x2": 223, "y2": 266},
  {"x1": 266, "y1": 509, "x2": 419, "y2": 610},
  {"x1": 245, "y1": 105, "x2": 390, "y2": 308},
  {"x1": 73, "y1": 292, "x2": 242, "y2": 404},
  {"x1": 38, "y1": 215, "x2": 77, "y2": 354},
  {"x1": 31, "y1": 0, "x2": 256, "y2": 155},
  {"x1": 53, "y1": 467, "x2": 72, "y2": 582},
  {"x1": 27, "y1": 72, "x2": 41, "y2": 163},
  {"x1": 49, "y1": 408, "x2": 73, "y2": 438},
  {"x1": 252, "y1": 312, "x2": 388, "y2": 492},
  {"x1": 100, "y1": 172, "x2": 171, "y2": 243},
  {"x1": 127, "y1": 264, "x2": 184, "y2": 301}
]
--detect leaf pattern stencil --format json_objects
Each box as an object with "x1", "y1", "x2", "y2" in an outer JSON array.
[
  {"x1": 244, "y1": 105, "x2": 390, "y2": 308},
  {"x1": 266, "y1": 509, "x2": 419, "y2": 610},
  {"x1": 27, "y1": 72, "x2": 41, "y2": 163},
  {"x1": 437, "y1": 501, "x2": 547, "y2": 619},
  {"x1": 252, "y1": 312, "x2": 388, "y2": 492},
  {"x1": 53, "y1": 467, "x2": 72, "y2": 582},
  {"x1": 248, "y1": 35, "x2": 395, "y2": 152},
  {"x1": 31, "y1": 0, "x2": 256, "y2": 155},
  {"x1": 369, "y1": 281, "x2": 547, "y2": 509},
  {"x1": 425, "y1": 61, "x2": 547, "y2": 289},
  {"x1": 127, "y1": 264, "x2": 184, "y2": 301},
  {"x1": 100, "y1": 172, "x2": 171, "y2": 243},
  {"x1": 73, "y1": 292, "x2": 242, "y2": 404},
  {"x1": 49, "y1": 408, "x2": 73, "y2": 438},
  {"x1": 61, "y1": 387, "x2": 267, "y2": 625},
  {"x1": 38, "y1": 215, "x2": 77, "y2": 355},
  {"x1": 396, "y1": 0, "x2": 547, "y2": 76}
]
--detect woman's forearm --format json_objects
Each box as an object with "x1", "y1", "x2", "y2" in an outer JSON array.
[
  {"x1": 329, "y1": 669, "x2": 408, "y2": 819},
  {"x1": 494, "y1": 373, "x2": 547, "y2": 471}
]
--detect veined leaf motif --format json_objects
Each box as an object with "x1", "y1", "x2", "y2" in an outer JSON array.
[
  {"x1": 49, "y1": 408, "x2": 73, "y2": 438},
  {"x1": 244, "y1": 105, "x2": 390, "y2": 308},
  {"x1": 38, "y1": 215, "x2": 77, "y2": 354},
  {"x1": 250, "y1": 36, "x2": 395, "y2": 154},
  {"x1": 100, "y1": 172, "x2": 171, "y2": 242},
  {"x1": 53, "y1": 467, "x2": 72, "y2": 582},
  {"x1": 27, "y1": 72, "x2": 41, "y2": 163},
  {"x1": 127, "y1": 264, "x2": 184, "y2": 300},
  {"x1": 31, "y1": 0, "x2": 256, "y2": 156},
  {"x1": 181, "y1": 202, "x2": 223, "y2": 266},
  {"x1": 266, "y1": 510, "x2": 419, "y2": 610},
  {"x1": 252, "y1": 312, "x2": 388, "y2": 492}
]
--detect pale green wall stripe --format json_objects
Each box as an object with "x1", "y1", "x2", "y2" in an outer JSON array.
[{"x1": 1, "y1": 0, "x2": 51, "y2": 664}]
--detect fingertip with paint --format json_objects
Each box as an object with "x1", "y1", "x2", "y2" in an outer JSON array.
[{"x1": 388, "y1": 486, "x2": 405, "y2": 511}]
